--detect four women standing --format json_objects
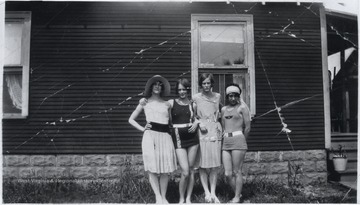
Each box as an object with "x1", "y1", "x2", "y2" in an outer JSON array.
[{"x1": 129, "y1": 74, "x2": 251, "y2": 204}]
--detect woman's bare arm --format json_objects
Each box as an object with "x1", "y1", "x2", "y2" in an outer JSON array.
[{"x1": 128, "y1": 104, "x2": 146, "y2": 132}]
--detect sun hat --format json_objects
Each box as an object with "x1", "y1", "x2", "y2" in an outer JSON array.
[{"x1": 144, "y1": 75, "x2": 171, "y2": 96}]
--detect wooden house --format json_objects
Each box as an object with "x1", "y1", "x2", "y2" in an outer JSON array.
[{"x1": 2, "y1": 1, "x2": 353, "y2": 184}]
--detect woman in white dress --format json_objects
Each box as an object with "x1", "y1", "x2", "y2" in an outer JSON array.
[
  {"x1": 129, "y1": 75, "x2": 177, "y2": 204},
  {"x1": 192, "y1": 73, "x2": 222, "y2": 203}
]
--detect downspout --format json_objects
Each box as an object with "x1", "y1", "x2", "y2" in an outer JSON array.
[
  {"x1": 0, "y1": 0, "x2": 5, "y2": 181},
  {"x1": 319, "y1": 4, "x2": 331, "y2": 149}
]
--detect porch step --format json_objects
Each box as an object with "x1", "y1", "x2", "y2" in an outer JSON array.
[
  {"x1": 338, "y1": 168, "x2": 357, "y2": 183},
  {"x1": 338, "y1": 180, "x2": 357, "y2": 190},
  {"x1": 345, "y1": 159, "x2": 358, "y2": 170}
]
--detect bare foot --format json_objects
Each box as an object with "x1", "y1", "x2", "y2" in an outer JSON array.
[
  {"x1": 211, "y1": 195, "x2": 220, "y2": 203},
  {"x1": 155, "y1": 196, "x2": 162, "y2": 204},
  {"x1": 229, "y1": 197, "x2": 240, "y2": 203},
  {"x1": 205, "y1": 194, "x2": 212, "y2": 203},
  {"x1": 162, "y1": 198, "x2": 169, "y2": 204},
  {"x1": 185, "y1": 198, "x2": 192, "y2": 204}
]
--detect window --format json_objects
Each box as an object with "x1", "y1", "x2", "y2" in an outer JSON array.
[
  {"x1": 191, "y1": 14, "x2": 255, "y2": 115},
  {"x1": 3, "y1": 12, "x2": 31, "y2": 119}
]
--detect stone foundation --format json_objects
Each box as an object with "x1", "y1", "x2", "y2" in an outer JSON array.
[{"x1": 3, "y1": 150, "x2": 327, "y2": 185}]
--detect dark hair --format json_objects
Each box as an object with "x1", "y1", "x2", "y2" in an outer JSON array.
[
  {"x1": 198, "y1": 73, "x2": 214, "y2": 87},
  {"x1": 175, "y1": 78, "x2": 191, "y2": 95},
  {"x1": 149, "y1": 81, "x2": 165, "y2": 97},
  {"x1": 225, "y1": 83, "x2": 242, "y2": 97}
]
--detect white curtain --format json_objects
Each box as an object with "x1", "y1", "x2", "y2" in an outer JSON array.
[{"x1": 5, "y1": 74, "x2": 22, "y2": 109}]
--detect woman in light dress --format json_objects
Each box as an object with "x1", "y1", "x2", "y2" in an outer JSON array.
[
  {"x1": 129, "y1": 75, "x2": 177, "y2": 204},
  {"x1": 192, "y1": 73, "x2": 222, "y2": 203}
]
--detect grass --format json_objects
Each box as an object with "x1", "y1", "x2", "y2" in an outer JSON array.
[{"x1": 3, "y1": 165, "x2": 356, "y2": 203}]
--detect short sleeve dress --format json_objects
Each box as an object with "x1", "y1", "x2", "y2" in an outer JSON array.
[
  {"x1": 193, "y1": 93, "x2": 222, "y2": 168},
  {"x1": 142, "y1": 100, "x2": 177, "y2": 173}
]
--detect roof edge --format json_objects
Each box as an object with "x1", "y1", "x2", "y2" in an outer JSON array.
[
  {"x1": 41, "y1": 0, "x2": 323, "y2": 2},
  {"x1": 325, "y1": 8, "x2": 357, "y2": 20}
]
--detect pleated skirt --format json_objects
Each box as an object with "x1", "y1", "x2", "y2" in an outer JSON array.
[{"x1": 142, "y1": 130, "x2": 177, "y2": 173}]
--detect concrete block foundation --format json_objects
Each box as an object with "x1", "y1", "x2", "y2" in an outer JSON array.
[{"x1": 3, "y1": 150, "x2": 327, "y2": 185}]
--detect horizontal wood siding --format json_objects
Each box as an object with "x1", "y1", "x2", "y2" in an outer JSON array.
[
  {"x1": 252, "y1": 3, "x2": 324, "y2": 150},
  {"x1": 3, "y1": 2, "x2": 324, "y2": 154}
]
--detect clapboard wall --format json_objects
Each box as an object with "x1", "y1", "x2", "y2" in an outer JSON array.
[{"x1": 3, "y1": 2, "x2": 324, "y2": 154}]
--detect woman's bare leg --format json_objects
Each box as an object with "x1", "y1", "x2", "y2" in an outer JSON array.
[
  {"x1": 209, "y1": 167, "x2": 220, "y2": 203},
  {"x1": 176, "y1": 148, "x2": 190, "y2": 204},
  {"x1": 222, "y1": 150, "x2": 235, "y2": 190},
  {"x1": 199, "y1": 168, "x2": 211, "y2": 202},
  {"x1": 159, "y1": 173, "x2": 169, "y2": 204},
  {"x1": 230, "y1": 150, "x2": 246, "y2": 203},
  {"x1": 149, "y1": 173, "x2": 162, "y2": 204},
  {"x1": 185, "y1": 144, "x2": 199, "y2": 203}
]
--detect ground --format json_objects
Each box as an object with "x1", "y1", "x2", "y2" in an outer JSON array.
[{"x1": 3, "y1": 175, "x2": 356, "y2": 203}]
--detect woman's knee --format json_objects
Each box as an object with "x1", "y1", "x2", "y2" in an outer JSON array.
[
  {"x1": 224, "y1": 170, "x2": 233, "y2": 178},
  {"x1": 188, "y1": 166, "x2": 196, "y2": 174},
  {"x1": 233, "y1": 169, "x2": 242, "y2": 177},
  {"x1": 181, "y1": 169, "x2": 190, "y2": 178}
]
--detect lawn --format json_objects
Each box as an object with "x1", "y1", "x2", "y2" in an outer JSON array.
[{"x1": 3, "y1": 165, "x2": 356, "y2": 203}]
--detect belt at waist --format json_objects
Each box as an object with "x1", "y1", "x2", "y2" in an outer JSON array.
[
  {"x1": 200, "y1": 118, "x2": 217, "y2": 123},
  {"x1": 223, "y1": 130, "x2": 243, "y2": 137},
  {"x1": 172, "y1": 123, "x2": 192, "y2": 128},
  {"x1": 149, "y1": 122, "x2": 170, "y2": 133}
]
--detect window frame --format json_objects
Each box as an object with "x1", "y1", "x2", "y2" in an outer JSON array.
[
  {"x1": 3, "y1": 11, "x2": 31, "y2": 119},
  {"x1": 191, "y1": 14, "x2": 256, "y2": 115}
]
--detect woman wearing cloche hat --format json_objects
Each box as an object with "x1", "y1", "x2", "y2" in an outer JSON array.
[{"x1": 128, "y1": 75, "x2": 176, "y2": 204}]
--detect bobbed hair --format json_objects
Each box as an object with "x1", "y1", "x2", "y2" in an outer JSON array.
[
  {"x1": 175, "y1": 78, "x2": 191, "y2": 95},
  {"x1": 198, "y1": 73, "x2": 215, "y2": 87}
]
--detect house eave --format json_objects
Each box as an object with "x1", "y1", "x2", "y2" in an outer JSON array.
[
  {"x1": 40, "y1": 0, "x2": 323, "y2": 3},
  {"x1": 325, "y1": 9, "x2": 358, "y2": 20}
]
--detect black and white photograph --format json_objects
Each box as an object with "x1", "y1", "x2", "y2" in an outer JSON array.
[{"x1": 1, "y1": 0, "x2": 358, "y2": 203}]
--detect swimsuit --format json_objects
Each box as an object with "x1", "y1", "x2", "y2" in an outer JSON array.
[
  {"x1": 171, "y1": 100, "x2": 199, "y2": 149},
  {"x1": 222, "y1": 105, "x2": 248, "y2": 150}
]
